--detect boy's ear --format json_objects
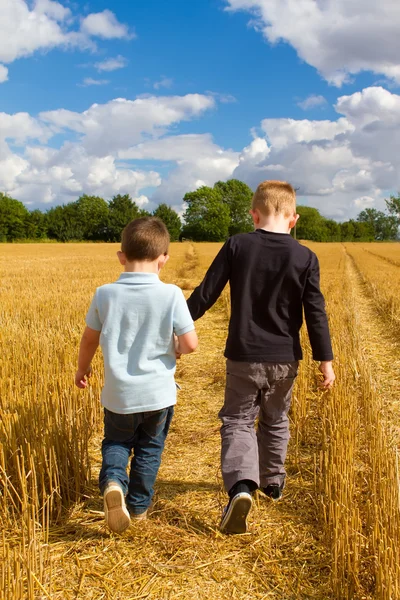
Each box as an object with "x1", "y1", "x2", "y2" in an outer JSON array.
[
  {"x1": 158, "y1": 253, "x2": 169, "y2": 270},
  {"x1": 249, "y1": 208, "x2": 260, "y2": 226},
  {"x1": 117, "y1": 251, "x2": 127, "y2": 265},
  {"x1": 289, "y1": 213, "x2": 300, "y2": 229}
]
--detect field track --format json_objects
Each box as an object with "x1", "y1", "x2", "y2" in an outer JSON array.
[{"x1": 1, "y1": 242, "x2": 400, "y2": 599}]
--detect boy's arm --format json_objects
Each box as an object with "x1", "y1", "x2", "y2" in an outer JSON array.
[
  {"x1": 75, "y1": 326, "x2": 100, "y2": 388},
  {"x1": 175, "y1": 330, "x2": 198, "y2": 355},
  {"x1": 187, "y1": 241, "x2": 231, "y2": 320},
  {"x1": 303, "y1": 254, "x2": 335, "y2": 388}
]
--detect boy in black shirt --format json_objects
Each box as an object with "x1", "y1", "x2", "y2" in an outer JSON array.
[{"x1": 187, "y1": 180, "x2": 335, "y2": 534}]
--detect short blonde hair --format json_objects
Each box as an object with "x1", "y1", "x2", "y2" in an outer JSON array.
[{"x1": 252, "y1": 180, "x2": 296, "y2": 217}]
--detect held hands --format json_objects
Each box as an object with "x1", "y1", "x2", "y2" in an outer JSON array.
[
  {"x1": 75, "y1": 366, "x2": 92, "y2": 389},
  {"x1": 318, "y1": 361, "x2": 335, "y2": 390}
]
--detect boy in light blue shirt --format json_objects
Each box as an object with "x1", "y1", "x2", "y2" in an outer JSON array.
[{"x1": 75, "y1": 217, "x2": 198, "y2": 533}]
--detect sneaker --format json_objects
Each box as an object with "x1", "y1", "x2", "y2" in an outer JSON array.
[
  {"x1": 130, "y1": 509, "x2": 148, "y2": 521},
  {"x1": 103, "y1": 483, "x2": 131, "y2": 533},
  {"x1": 220, "y1": 492, "x2": 252, "y2": 534},
  {"x1": 262, "y1": 483, "x2": 284, "y2": 501}
]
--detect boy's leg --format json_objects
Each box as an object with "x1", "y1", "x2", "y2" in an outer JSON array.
[
  {"x1": 126, "y1": 406, "x2": 174, "y2": 516},
  {"x1": 99, "y1": 409, "x2": 136, "y2": 495},
  {"x1": 257, "y1": 362, "x2": 298, "y2": 494},
  {"x1": 99, "y1": 409, "x2": 138, "y2": 533},
  {"x1": 219, "y1": 360, "x2": 261, "y2": 493}
]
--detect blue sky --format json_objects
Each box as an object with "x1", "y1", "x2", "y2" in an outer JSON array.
[{"x1": 1, "y1": 0, "x2": 400, "y2": 219}]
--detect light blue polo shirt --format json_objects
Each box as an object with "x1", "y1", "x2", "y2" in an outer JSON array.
[{"x1": 85, "y1": 272, "x2": 194, "y2": 414}]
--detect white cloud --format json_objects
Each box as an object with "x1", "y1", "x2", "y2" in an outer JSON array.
[
  {"x1": 297, "y1": 95, "x2": 327, "y2": 111},
  {"x1": 0, "y1": 112, "x2": 51, "y2": 144},
  {"x1": 81, "y1": 9, "x2": 133, "y2": 40},
  {"x1": 153, "y1": 76, "x2": 173, "y2": 90},
  {"x1": 2, "y1": 88, "x2": 400, "y2": 220},
  {"x1": 225, "y1": 0, "x2": 400, "y2": 85},
  {"x1": 0, "y1": 94, "x2": 218, "y2": 210},
  {"x1": 81, "y1": 77, "x2": 110, "y2": 86},
  {"x1": 133, "y1": 195, "x2": 149, "y2": 207},
  {"x1": 260, "y1": 117, "x2": 353, "y2": 149},
  {"x1": 0, "y1": 1, "x2": 132, "y2": 81},
  {"x1": 0, "y1": 64, "x2": 8, "y2": 83},
  {"x1": 40, "y1": 94, "x2": 216, "y2": 155},
  {"x1": 120, "y1": 133, "x2": 240, "y2": 212},
  {"x1": 95, "y1": 55, "x2": 128, "y2": 72},
  {"x1": 230, "y1": 87, "x2": 400, "y2": 218},
  {"x1": 353, "y1": 196, "x2": 375, "y2": 209},
  {"x1": 34, "y1": 0, "x2": 71, "y2": 21},
  {"x1": 3, "y1": 143, "x2": 160, "y2": 206}
]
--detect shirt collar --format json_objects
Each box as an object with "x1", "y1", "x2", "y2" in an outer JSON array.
[{"x1": 117, "y1": 272, "x2": 160, "y2": 284}]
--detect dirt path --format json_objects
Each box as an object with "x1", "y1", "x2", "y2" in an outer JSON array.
[
  {"x1": 344, "y1": 247, "x2": 400, "y2": 444},
  {"x1": 43, "y1": 245, "x2": 333, "y2": 600}
]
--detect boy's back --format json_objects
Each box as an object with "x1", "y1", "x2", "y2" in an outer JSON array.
[
  {"x1": 87, "y1": 273, "x2": 193, "y2": 414},
  {"x1": 188, "y1": 229, "x2": 333, "y2": 364}
]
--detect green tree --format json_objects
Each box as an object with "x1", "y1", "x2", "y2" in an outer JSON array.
[
  {"x1": 295, "y1": 206, "x2": 329, "y2": 241},
  {"x1": 0, "y1": 193, "x2": 30, "y2": 241},
  {"x1": 385, "y1": 193, "x2": 400, "y2": 228},
  {"x1": 107, "y1": 194, "x2": 143, "y2": 241},
  {"x1": 357, "y1": 208, "x2": 398, "y2": 241},
  {"x1": 352, "y1": 220, "x2": 374, "y2": 241},
  {"x1": 214, "y1": 179, "x2": 253, "y2": 235},
  {"x1": 340, "y1": 221, "x2": 355, "y2": 242},
  {"x1": 47, "y1": 203, "x2": 83, "y2": 241},
  {"x1": 153, "y1": 204, "x2": 181, "y2": 241},
  {"x1": 325, "y1": 219, "x2": 341, "y2": 242},
  {"x1": 26, "y1": 209, "x2": 48, "y2": 239},
  {"x1": 75, "y1": 195, "x2": 109, "y2": 240},
  {"x1": 182, "y1": 186, "x2": 230, "y2": 241}
]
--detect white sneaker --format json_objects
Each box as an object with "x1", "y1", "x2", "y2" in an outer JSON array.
[
  {"x1": 130, "y1": 509, "x2": 148, "y2": 521},
  {"x1": 103, "y1": 483, "x2": 131, "y2": 534},
  {"x1": 220, "y1": 492, "x2": 252, "y2": 534}
]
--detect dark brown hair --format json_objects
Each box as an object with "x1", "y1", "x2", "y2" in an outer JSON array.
[
  {"x1": 121, "y1": 217, "x2": 170, "y2": 261},
  {"x1": 252, "y1": 180, "x2": 296, "y2": 217}
]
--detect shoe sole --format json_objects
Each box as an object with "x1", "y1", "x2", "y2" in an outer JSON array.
[
  {"x1": 104, "y1": 487, "x2": 131, "y2": 534},
  {"x1": 220, "y1": 493, "x2": 252, "y2": 534}
]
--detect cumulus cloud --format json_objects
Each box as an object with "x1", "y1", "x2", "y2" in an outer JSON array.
[
  {"x1": 225, "y1": 0, "x2": 400, "y2": 85},
  {"x1": 0, "y1": 94, "x2": 218, "y2": 210},
  {"x1": 2, "y1": 142, "x2": 160, "y2": 206},
  {"x1": 95, "y1": 55, "x2": 128, "y2": 72},
  {"x1": 2, "y1": 87, "x2": 400, "y2": 220},
  {"x1": 0, "y1": 1, "x2": 132, "y2": 80},
  {"x1": 81, "y1": 77, "x2": 110, "y2": 86},
  {"x1": 81, "y1": 9, "x2": 133, "y2": 40},
  {"x1": 297, "y1": 95, "x2": 327, "y2": 111},
  {"x1": 230, "y1": 86, "x2": 400, "y2": 218},
  {"x1": 120, "y1": 133, "x2": 239, "y2": 212},
  {"x1": 0, "y1": 112, "x2": 52, "y2": 144},
  {"x1": 153, "y1": 76, "x2": 174, "y2": 90},
  {"x1": 0, "y1": 64, "x2": 8, "y2": 83},
  {"x1": 40, "y1": 94, "x2": 216, "y2": 155}
]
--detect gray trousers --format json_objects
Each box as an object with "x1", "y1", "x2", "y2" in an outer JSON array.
[{"x1": 219, "y1": 360, "x2": 298, "y2": 492}]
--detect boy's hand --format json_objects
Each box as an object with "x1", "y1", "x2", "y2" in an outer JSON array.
[
  {"x1": 318, "y1": 361, "x2": 335, "y2": 389},
  {"x1": 174, "y1": 334, "x2": 182, "y2": 359},
  {"x1": 75, "y1": 366, "x2": 92, "y2": 389}
]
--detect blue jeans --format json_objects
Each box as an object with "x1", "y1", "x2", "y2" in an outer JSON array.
[{"x1": 99, "y1": 406, "x2": 174, "y2": 515}]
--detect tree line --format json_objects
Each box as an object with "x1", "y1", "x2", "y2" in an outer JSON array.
[{"x1": 1, "y1": 180, "x2": 399, "y2": 243}]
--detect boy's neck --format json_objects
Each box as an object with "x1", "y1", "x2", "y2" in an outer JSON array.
[
  {"x1": 257, "y1": 214, "x2": 292, "y2": 234},
  {"x1": 124, "y1": 259, "x2": 160, "y2": 274}
]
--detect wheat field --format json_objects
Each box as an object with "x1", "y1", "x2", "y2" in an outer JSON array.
[{"x1": 1, "y1": 241, "x2": 400, "y2": 599}]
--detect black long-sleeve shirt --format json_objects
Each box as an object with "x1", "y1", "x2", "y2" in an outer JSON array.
[{"x1": 187, "y1": 230, "x2": 333, "y2": 362}]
